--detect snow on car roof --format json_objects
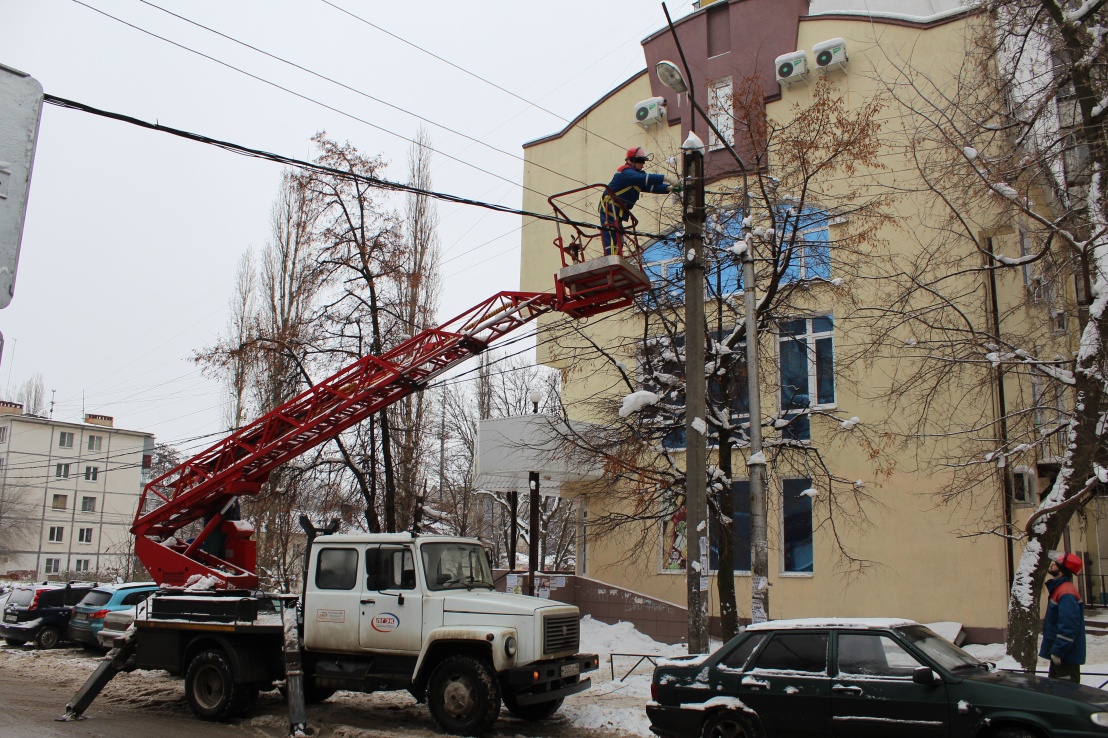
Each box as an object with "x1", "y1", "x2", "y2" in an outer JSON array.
[{"x1": 745, "y1": 617, "x2": 919, "y2": 631}]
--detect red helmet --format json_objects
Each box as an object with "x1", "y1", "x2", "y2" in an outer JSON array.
[
  {"x1": 625, "y1": 146, "x2": 651, "y2": 161},
  {"x1": 1053, "y1": 551, "x2": 1083, "y2": 575}
]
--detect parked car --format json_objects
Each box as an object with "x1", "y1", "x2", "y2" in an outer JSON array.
[
  {"x1": 69, "y1": 582, "x2": 158, "y2": 650},
  {"x1": 648, "y1": 618, "x2": 1108, "y2": 738},
  {"x1": 96, "y1": 603, "x2": 141, "y2": 650},
  {"x1": 1, "y1": 581, "x2": 99, "y2": 649}
]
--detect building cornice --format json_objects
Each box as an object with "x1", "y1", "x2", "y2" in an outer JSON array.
[{"x1": 522, "y1": 70, "x2": 647, "y2": 150}]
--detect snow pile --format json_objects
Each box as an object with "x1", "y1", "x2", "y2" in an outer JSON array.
[
  {"x1": 184, "y1": 574, "x2": 221, "y2": 591},
  {"x1": 619, "y1": 391, "x2": 659, "y2": 418}
]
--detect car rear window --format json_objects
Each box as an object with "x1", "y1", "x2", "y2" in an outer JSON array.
[
  {"x1": 79, "y1": 589, "x2": 113, "y2": 607},
  {"x1": 8, "y1": 588, "x2": 34, "y2": 606}
]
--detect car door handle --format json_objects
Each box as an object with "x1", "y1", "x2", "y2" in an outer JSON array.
[
  {"x1": 360, "y1": 598, "x2": 375, "y2": 604},
  {"x1": 741, "y1": 676, "x2": 770, "y2": 689},
  {"x1": 833, "y1": 684, "x2": 864, "y2": 695}
]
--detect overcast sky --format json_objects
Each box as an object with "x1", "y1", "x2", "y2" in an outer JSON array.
[{"x1": 3, "y1": 0, "x2": 968, "y2": 457}]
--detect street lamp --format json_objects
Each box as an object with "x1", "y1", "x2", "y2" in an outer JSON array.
[
  {"x1": 527, "y1": 389, "x2": 543, "y2": 595},
  {"x1": 656, "y1": 59, "x2": 769, "y2": 627}
]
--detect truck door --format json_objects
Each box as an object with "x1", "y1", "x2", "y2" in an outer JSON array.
[
  {"x1": 359, "y1": 545, "x2": 422, "y2": 652},
  {"x1": 305, "y1": 545, "x2": 362, "y2": 651}
]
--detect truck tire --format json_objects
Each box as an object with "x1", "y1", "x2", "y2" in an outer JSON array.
[
  {"x1": 185, "y1": 649, "x2": 253, "y2": 721},
  {"x1": 427, "y1": 655, "x2": 501, "y2": 736},
  {"x1": 35, "y1": 626, "x2": 60, "y2": 650},
  {"x1": 503, "y1": 692, "x2": 563, "y2": 721}
]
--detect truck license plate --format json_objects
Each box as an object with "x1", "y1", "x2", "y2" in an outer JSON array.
[{"x1": 560, "y1": 663, "x2": 580, "y2": 678}]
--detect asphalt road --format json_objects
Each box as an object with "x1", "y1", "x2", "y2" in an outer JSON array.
[{"x1": 0, "y1": 643, "x2": 647, "y2": 738}]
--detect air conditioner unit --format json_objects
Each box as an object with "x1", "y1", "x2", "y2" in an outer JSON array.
[
  {"x1": 813, "y1": 38, "x2": 848, "y2": 72},
  {"x1": 634, "y1": 97, "x2": 667, "y2": 128},
  {"x1": 775, "y1": 51, "x2": 809, "y2": 87}
]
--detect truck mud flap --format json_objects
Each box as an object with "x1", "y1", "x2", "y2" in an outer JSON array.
[{"x1": 57, "y1": 631, "x2": 138, "y2": 721}]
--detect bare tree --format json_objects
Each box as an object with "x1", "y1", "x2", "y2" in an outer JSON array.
[
  {"x1": 12, "y1": 373, "x2": 45, "y2": 415},
  {"x1": 0, "y1": 481, "x2": 36, "y2": 557}
]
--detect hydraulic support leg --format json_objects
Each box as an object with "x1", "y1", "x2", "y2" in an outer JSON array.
[
  {"x1": 282, "y1": 602, "x2": 308, "y2": 737},
  {"x1": 57, "y1": 630, "x2": 138, "y2": 721}
]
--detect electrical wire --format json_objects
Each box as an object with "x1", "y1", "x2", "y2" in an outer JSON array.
[{"x1": 42, "y1": 94, "x2": 668, "y2": 240}]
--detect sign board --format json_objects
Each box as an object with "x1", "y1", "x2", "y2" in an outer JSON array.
[
  {"x1": 475, "y1": 414, "x2": 604, "y2": 494},
  {"x1": 0, "y1": 64, "x2": 44, "y2": 309}
]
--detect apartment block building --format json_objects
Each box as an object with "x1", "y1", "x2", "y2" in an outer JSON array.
[{"x1": 0, "y1": 401, "x2": 154, "y2": 579}]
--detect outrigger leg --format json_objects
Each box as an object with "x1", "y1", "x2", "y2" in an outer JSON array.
[
  {"x1": 282, "y1": 602, "x2": 309, "y2": 737},
  {"x1": 57, "y1": 630, "x2": 138, "y2": 721}
]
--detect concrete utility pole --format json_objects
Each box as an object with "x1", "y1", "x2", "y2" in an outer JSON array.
[
  {"x1": 743, "y1": 244, "x2": 769, "y2": 623},
  {"x1": 682, "y1": 139, "x2": 710, "y2": 654},
  {"x1": 527, "y1": 389, "x2": 542, "y2": 596}
]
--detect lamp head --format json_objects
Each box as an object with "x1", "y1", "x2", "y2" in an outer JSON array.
[
  {"x1": 527, "y1": 390, "x2": 543, "y2": 405},
  {"x1": 656, "y1": 61, "x2": 689, "y2": 94}
]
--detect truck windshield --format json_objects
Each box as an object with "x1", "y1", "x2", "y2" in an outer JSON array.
[{"x1": 421, "y1": 542, "x2": 495, "y2": 591}]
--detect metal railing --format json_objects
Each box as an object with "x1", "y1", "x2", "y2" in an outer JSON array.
[{"x1": 610, "y1": 653, "x2": 661, "y2": 682}]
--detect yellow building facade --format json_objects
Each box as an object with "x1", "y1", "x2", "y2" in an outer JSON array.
[{"x1": 520, "y1": 2, "x2": 1088, "y2": 642}]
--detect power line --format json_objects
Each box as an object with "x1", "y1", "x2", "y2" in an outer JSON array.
[
  {"x1": 41, "y1": 94, "x2": 668, "y2": 240},
  {"x1": 131, "y1": 0, "x2": 590, "y2": 190}
]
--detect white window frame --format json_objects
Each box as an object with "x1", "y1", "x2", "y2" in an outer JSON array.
[
  {"x1": 55, "y1": 463, "x2": 70, "y2": 479},
  {"x1": 48, "y1": 525, "x2": 64, "y2": 543},
  {"x1": 81, "y1": 496, "x2": 96, "y2": 513},
  {"x1": 777, "y1": 315, "x2": 837, "y2": 414},
  {"x1": 58, "y1": 431, "x2": 74, "y2": 449},
  {"x1": 78, "y1": 527, "x2": 94, "y2": 544},
  {"x1": 708, "y1": 76, "x2": 734, "y2": 151},
  {"x1": 0, "y1": 426, "x2": 8, "y2": 443},
  {"x1": 1012, "y1": 466, "x2": 1036, "y2": 505},
  {"x1": 44, "y1": 558, "x2": 61, "y2": 574},
  {"x1": 51, "y1": 493, "x2": 67, "y2": 510},
  {"x1": 87, "y1": 435, "x2": 102, "y2": 451},
  {"x1": 73, "y1": 559, "x2": 90, "y2": 572},
  {"x1": 84, "y1": 465, "x2": 99, "y2": 482}
]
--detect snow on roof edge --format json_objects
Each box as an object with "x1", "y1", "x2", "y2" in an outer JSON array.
[{"x1": 803, "y1": 5, "x2": 976, "y2": 25}]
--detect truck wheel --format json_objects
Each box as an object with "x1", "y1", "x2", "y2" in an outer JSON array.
[
  {"x1": 427, "y1": 655, "x2": 501, "y2": 736},
  {"x1": 185, "y1": 649, "x2": 251, "y2": 721},
  {"x1": 35, "y1": 626, "x2": 60, "y2": 650},
  {"x1": 503, "y1": 692, "x2": 564, "y2": 721},
  {"x1": 229, "y1": 681, "x2": 259, "y2": 717}
]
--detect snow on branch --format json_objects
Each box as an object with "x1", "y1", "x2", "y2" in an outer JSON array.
[{"x1": 1064, "y1": 0, "x2": 1100, "y2": 23}]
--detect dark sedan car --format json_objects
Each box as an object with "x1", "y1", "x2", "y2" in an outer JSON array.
[{"x1": 648, "y1": 618, "x2": 1108, "y2": 738}]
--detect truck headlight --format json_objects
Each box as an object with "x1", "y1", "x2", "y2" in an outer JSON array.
[
  {"x1": 1091, "y1": 712, "x2": 1108, "y2": 727},
  {"x1": 504, "y1": 636, "x2": 517, "y2": 658}
]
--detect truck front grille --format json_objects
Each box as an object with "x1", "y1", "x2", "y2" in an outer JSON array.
[{"x1": 543, "y1": 614, "x2": 579, "y2": 655}]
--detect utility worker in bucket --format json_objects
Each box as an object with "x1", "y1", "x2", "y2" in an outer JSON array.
[
  {"x1": 1040, "y1": 550, "x2": 1086, "y2": 682},
  {"x1": 599, "y1": 147, "x2": 680, "y2": 255}
]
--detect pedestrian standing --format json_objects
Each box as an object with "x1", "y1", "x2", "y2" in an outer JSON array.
[{"x1": 1040, "y1": 551, "x2": 1086, "y2": 683}]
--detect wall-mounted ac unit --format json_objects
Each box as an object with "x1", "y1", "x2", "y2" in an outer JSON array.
[
  {"x1": 775, "y1": 51, "x2": 809, "y2": 87},
  {"x1": 634, "y1": 97, "x2": 667, "y2": 128},
  {"x1": 813, "y1": 38, "x2": 848, "y2": 72}
]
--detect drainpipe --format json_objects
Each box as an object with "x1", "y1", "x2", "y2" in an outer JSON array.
[{"x1": 985, "y1": 237, "x2": 1015, "y2": 591}]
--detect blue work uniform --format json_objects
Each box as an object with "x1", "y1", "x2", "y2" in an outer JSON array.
[
  {"x1": 1040, "y1": 575, "x2": 1086, "y2": 678},
  {"x1": 599, "y1": 165, "x2": 671, "y2": 255}
]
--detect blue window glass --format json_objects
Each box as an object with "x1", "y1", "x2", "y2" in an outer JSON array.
[
  {"x1": 783, "y1": 479, "x2": 814, "y2": 573},
  {"x1": 779, "y1": 206, "x2": 831, "y2": 283},
  {"x1": 710, "y1": 480, "x2": 751, "y2": 571},
  {"x1": 778, "y1": 316, "x2": 834, "y2": 442}
]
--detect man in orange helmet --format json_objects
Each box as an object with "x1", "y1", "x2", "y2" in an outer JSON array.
[
  {"x1": 598, "y1": 146, "x2": 679, "y2": 256},
  {"x1": 1040, "y1": 551, "x2": 1086, "y2": 682}
]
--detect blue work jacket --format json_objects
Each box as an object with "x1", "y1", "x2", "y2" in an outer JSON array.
[{"x1": 1040, "y1": 575, "x2": 1086, "y2": 665}]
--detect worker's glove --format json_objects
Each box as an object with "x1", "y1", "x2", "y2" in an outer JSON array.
[
  {"x1": 1051, "y1": 655, "x2": 1062, "y2": 666},
  {"x1": 670, "y1": 182, "x2": 684, "y2": 195}
]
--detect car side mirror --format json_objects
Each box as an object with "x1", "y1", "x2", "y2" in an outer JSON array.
[{"x1": 912, "y1": 666, "x2": 940, "y2": 685}]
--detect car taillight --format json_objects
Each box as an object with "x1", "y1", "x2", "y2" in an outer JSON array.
[
  {"x1": 89, "y1": 609, "x2": 110, "y2": 619},
  {"x1": 650, "y1": 683, "x2": 659, "y2": 700},
  {"x1": 29, "y1": 590, "x2": 43, "y2": 610}
]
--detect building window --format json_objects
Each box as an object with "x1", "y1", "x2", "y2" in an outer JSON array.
[
  {"x1": 73, "y1": 559, "x2": 90, "y2": 572},
  {"x1": 1031, "y1": 373, "x2": 1067, "y2": 429},
  {"x1": 51, "y1": 494, "x2": 67, "y2": 510},
  {"x1": 55, "y1": 463, "x2": 71, "y2": 479},
  {"x1": 81, "y1": 496, "x2": 96, "y2": 513},
  {"x1": 783, "y1": 479, "x2": 814, "y2": 573},
  {"x1": 708, "y1": 76, "x2": 734, "y2": 150},
  {"x1": 88, "y1": 435, "x2": 102, "y2": 451},
  {"x1": 78, "y1": 527, "x2": 94, "y2": 543},
  {"x1": 780, "y1": 207, "x2": 832, "y2": 282},
  {"x1": 58, "y1": 431, "x2": 74, "y2": 448},
  {"x1": 0, "y1": 426, "x2": 8, "y2": 443},
  {"x1": 48, "y1": 526, "x2": 64, "y2": 543},
  {"x1": 1012, "y1": 467, "x2": 1035, "y2": 504},
  {"x1": 710, "y1": 480, "x2": 751, "y2": 572},
  {"x1": 44, "y1": 558, "x2": 61, "y2": 574},
  {"x1": 778, "y1": 316, "x2": 835, "y2": 441},
  {"x1": 84, "y1": 466, "x2": 99, "y2": 482}
]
